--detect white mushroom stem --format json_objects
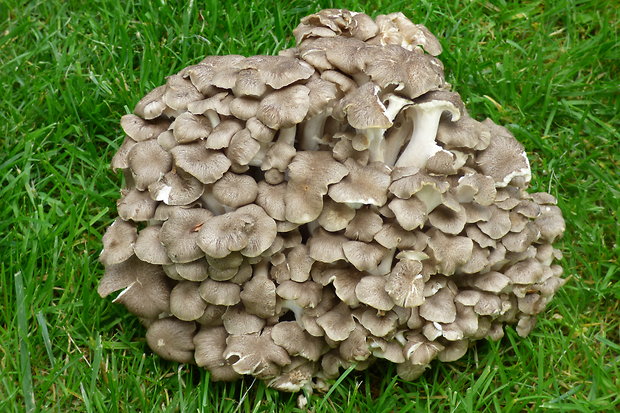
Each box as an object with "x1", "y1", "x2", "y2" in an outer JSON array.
[
  {"x1": 416, "y1": 185, "x2": 443, "y2": 213},
  {"x1": 384, "y1": 114, "x2": 413, "y2": 167},
  {"x1": 253, "y1": 259, "x2": 269, "y2": 278},
  {"x1": 361, "y1": 95, "x2": 412, "y2": 163},
  {"x1": 205, "y1": 109, "x2": 220, "y2": 128},
  {"x1": 384, "y1": 95, "x2": 413, "y2": 122},
  {"x1": 367, "y1": 248, "x2": 396, "y2": 276},
  {"x1": 394, "y1": 101, "x2": 460, "y2": 168},
  {"x1": 248, "y1": 144, "x2": 269, "y2": 167},
  {"x1": 394, "y1": 330, "x2": 407, "y2": 346},
  {"x1": 301, "y1": 112, "x2": 329, "y2": 150},
  {"x1": 362, "y1": 128, "x2": 387, "y2": 163},
  {"x1": 278, "y1": 125, "x2": 297, "y2": 146},
  {"x1": 281, "y1": 299, "x2": 304, "y2": 322},
  {"x1": 368, "y1": 340, "x2": 384, "y2": 357},
  {"x1": 250, "y1": 126, "x2": 296, "y2": 167}
]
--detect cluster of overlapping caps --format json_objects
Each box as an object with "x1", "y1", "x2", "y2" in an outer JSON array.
[{"x1": 99, "y1": 9, "x2": 566, "y2": 392}]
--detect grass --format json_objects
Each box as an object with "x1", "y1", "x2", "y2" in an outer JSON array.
[{"x1": 0, "y1": 0, "x2": 618, "y2": 411}]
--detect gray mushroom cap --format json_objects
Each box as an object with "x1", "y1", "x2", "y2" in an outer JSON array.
[
  {"x1": 116, "y1": 188, "x2": 158, "y2": 222},
  {"x1": 388, "y1": 196, "x2": 427, "y2": 231},
  {"x1": 170, "y1": 112, "x2": 212, "y2": 144},
  {"x1": 427, "y1": 202, "x2": 467, "y2": 235},
  {"x1": 171, "y1": 142, "x2": 231, "y2": 184},
  {"x1": 276, "y1": 280, "x2": 323, "y2": 309},
  {"x1": 334, "y1": 82, "x2": 391, "y2": 130},
  {"x1": 403, "y1": 333, "x2": 444, "y2": 366},
  {"x1": 328, "y1": 160, "x2": 391, "y2": 207},
  {"x1": 160, "y1": 207, "x2": 214, "y2": 263},
  {"x1": 267, "y1": 358, "x2": 317, "y2": 393},
  {"x1": 196, "y1": 304, "x2": 227, "y2": 327},
  {"x1": 255, "y1": 181, "x2": 287, "y2": 221},
  {"x1": 232, "y1": 68, "x2": 267, "y2": 97},
  {"x1": 133, "y1": 225, "x2": 172, "y2": 265},
  {"x1": 226, "y1": 129, "x2": 262, "y2": 166},
  {"x1": 271, "y1": 321, "x2": 325, "y2": 361},
  {"x1": 170, "y1": 281, "x2": 208, "y2": 321},
  {"x1": 171, "y1": 258, "x2": 211, "y2": 282},
  {"x1": 476, "y1": 120, "x2": 531, "y2": 188},
  {"x1": 285, "y1": 151, "x2": 349, "y2": 224},
  {"x1": 316, "y1": 302, "x2": 356, "y2": 341},
  {"x1": 359, "y1": 309, "x2": 399, "y2": 337},
  {"x1": 374, "y1": 222, "x2": 421, "y2": 249},
  {"x1": 162, "y1": 74, "x2": 203, "y2": 111},
  {"x1": 196, "y1": 204, "x2": 277, "y2": 258},
  {"x1": 246, "y1": 117, "x2": 276, "y2": 143},
  {"x1": 306, "y1": 77, "x2": 340, "y2": 118},
  {"x1": 505, "y1": 258, "x2": 544, "y2": 284},
  {"x1": 436, "y1": 114, "x2": 491, "y2": 151},
  {"x1": 355, "y1": 275, "x2": 394, "y2": 311},
  {"x1": 250, "y1": 55, "x2": 315, "y2": 89},
  {"x1": 369, "y1": 338, "x2": 405, "y2": 363},
  {"x1": 148, "y1": 170, "x2": 204, "y2": 206},
  {"x1": 307, "y1": 228, "x2": 347, "y2": 263},
  {"x1": 193, "y1": 326, "x2": 241, "y2": 381},
  {"x1": 344, "y1": 207, "x2": 383, "y2": 242},
  {"x1": 98, "y1": 256, "x2": 172, "y2": 319},
  {"x1": 239, "y1": 263, "x2": 277, "y2": 318},
  {"x1": 222, "y1": 305, "x2": 266, "y2": 335},
  {"x1": 212, "y1": 172, "x2": 258, "y2": 208},
  {"x1": 120, "y1": 114, "x2": 169, "y2": 142},
  {"x1": 133, "y1": 85, "x2": 167, "y2": 120},
  {"x1": 342, "y1": 241, "x2": 387, "y2": 272},
  {"x1": 372, "y1": 12, "x2": 442, "y2": 55},
  {"x1": 477, "y1": 205, "x2": 512, "y2": 240},
  {"x1": 419, "y1": 287, "x2": 457, "y2": 323},
  {"x1": 146, "y1": 317, "x2": 196, "y2": 363},
  {"x1": 320, "y1": 69, "x2": 357, "y2": 93},
  {"x1": 228, "y1": 96, "x2": 260, "y2": 120},
  {"x1": 426, "y1": 229, "x2": 474, "y2": 275},
  {"x1": 205, "y1": 120, "x2": 244, "y2": 149},
  {"x1": 224, "y1": 327, "x2": 291, "y2": 379},
  {"x1": 455, "y1": 172, "x2": 497, "y2": 206},
  {"x1": 100, "y1": 218, "x2": 138, "y2": 266},
  {"x1": 437, "y1": 340, "x2": 469, "y2": 362},
  {"x1": 385, "y1": 259, "x2": 426, "y2": 307},
  {"x1": 187, "y1": 92, "x2": 234, "y2": 117},
  {"x1": 111, "y1": 136, "x2": 138, "y2": 172},
  {"x1": 339, "y1": 324, "x2": 372, "y2": 362},
  {"x1": 127, "y1": 140, "x2": 173, "y2": 190},
  {"x1": 361, "y1": 44, "x2": 445, "y2": 98},
  {"x1": 318, "y1": 199, "x2": 356, "y2": 232},
  {"x1": 257, "y1": 85, "x2": 310, "y2": 129},
  {"x1": 184, "y1": 56, "x2": 244, "y2": 94},
  {"x1": 198, "y1": 279, "x2": 241, "y2": 306},
  {"x1": 534, "y1": 205, "x2": 566, "y2": 243}
]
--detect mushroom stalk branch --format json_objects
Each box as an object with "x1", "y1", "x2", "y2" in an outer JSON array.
[
  {"x1": 395, "y1": 101, "x2": 460, "y2": 168},
  {"x1": 205, "y1": 109, "x2": 220, "y2": 128},
  {"x1": 360, "y1": 95, "x2": 412, "y2": 163},
  {"x1": 301, "y1": 112, "x2": 329, "y2": 150}
]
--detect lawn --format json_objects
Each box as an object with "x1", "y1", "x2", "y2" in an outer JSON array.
[{"x1": 1, "y1": 0, "x2": 618, "y2": 411}]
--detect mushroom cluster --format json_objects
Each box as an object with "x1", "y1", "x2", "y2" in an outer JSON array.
[{"x1": 99, "y1": 9, "x2": 566, "y2": 392}]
